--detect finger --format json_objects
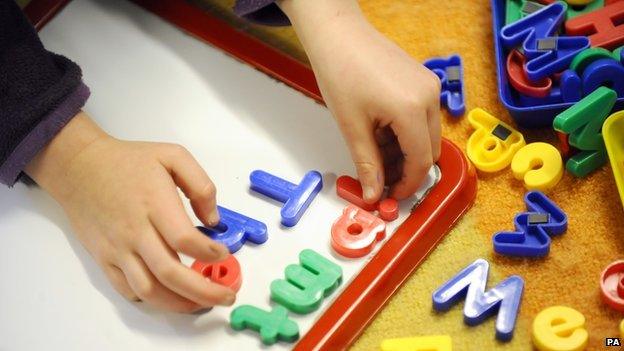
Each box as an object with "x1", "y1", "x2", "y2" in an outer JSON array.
[
  {"x1": 137, "y1": 231, "x2": 236, "y2": 307},
  {"x1": 339, "y1": 116, "x2": 385, "y2": 203},
  {"x1": 103, "y1": 264, "x2": 139, "y2": 302},
  {"x1": 121, "y1": 254, "x2": 202, "y2": 313},
  {"x1": 427, "y1": 103, "x2": 442, "y2": 162},
  {"x1": 148, "y1": 184, "x2": 229, "y2": 262},
  {"x1": 389, "y1": 113, "x2": 433, "y2": 199},
  {"x1": 159, "y1": 144, "x2": 219, "y2": 226}
]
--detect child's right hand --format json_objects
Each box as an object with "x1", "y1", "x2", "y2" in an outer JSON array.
[{"x1": 25, "y1": 112, "x2": 235, "y2": 313}]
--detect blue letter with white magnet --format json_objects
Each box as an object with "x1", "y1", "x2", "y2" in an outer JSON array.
[{"x1": 432, "y1": 259, "x2": 524, "y2": 342}]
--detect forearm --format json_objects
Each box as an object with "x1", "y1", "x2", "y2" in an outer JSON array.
[{"x1": 277, "y1": 0, "x2": 367, "y2": 63}]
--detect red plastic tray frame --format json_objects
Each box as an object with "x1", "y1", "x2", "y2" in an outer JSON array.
[{"x1": 27, "y1": 1, "x2": 478, "y2": 349}]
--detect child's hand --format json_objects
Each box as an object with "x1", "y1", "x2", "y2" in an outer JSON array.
[
  {"x1": 26, "y1": 112, "x2": 234, "y2": 313},
  {"x1": 279, "y1": 0, "x2": 442, "y2": 203}
]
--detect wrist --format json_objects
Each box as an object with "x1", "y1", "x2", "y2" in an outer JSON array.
[
  {"x1": 277, "y1": 0, "x2": 368, "y2": 59},
  {"x1": 25, "y1": 111, "x2": 109, "y2": 202}
]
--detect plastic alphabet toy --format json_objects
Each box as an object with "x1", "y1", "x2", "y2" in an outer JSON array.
[
  {"x1": 424, "y1": 55, "x2": 466, "y2": 117},
  {"x1": 506, "y1": 49, "x2": 552, "y2": 98},
  {"x1": 500, "y1": 2, "x2": 590, "y2": 81},
  {"x1": 511, "y1": 142, "x2": 564, "y2": 191},
  {"x1": 581, "y1": 58, "x2": 624, "y2": 96},
  {"x1": 557, "y1": 131, "x2": 573, "y2": 158},
  {"x1": 380, "y1": 335, "x2": 452, "y2": 351},
  {"x1": 506, "y1": 0, "x2": 607, "y2": 25},
  {"x1": 335, "y1": 175, "x2": 399, "y2": 221},
  {"x1": 197, "y1": 206, "x2": 268, "y2": 253},
  {"x1": 553, "y1": 86, "x2": 617, "y2": 177},
  {"x1": 271, "y1": 249, "x2": 343, "y2": 314},
  {"x1": 532, "y1": 306, "x2": 588, "y2": 351},
  {"x1": 432, "y1": 258, "x2": 524, "y2": 341},
  {"x1": 565, "y1": 1, "x2": 624, "y2": 50},
  {"x1": 191, "y1": 254, "x2": 242, "y2": 292},
  {"x1": 559, "y1": 48, "x2": 624, "y2": 98},
  {"x1": 467, "y1": 108, "x2": 526, "y2": 172},
  {"x1": 249, "y1": 170, "x2": 323, "y2": 227},
  {"x1": 230, "y1": 305, "x2": 300, "y2": 345},
  {"x1": 600, "y1": 260, "x2": 624, "y2": 313},
  {"x1": 566, "y1": 0, "x2": 608, "y2": 18},
  {"x1": 570, "y1": 47, "x2": 622, "y2": 74},
  {"x1": 506, "y1": 0, "x2": 544, "y2": 25},
  {"x1": 331, "y1": 204, "x2": 387, "y2": 258},
  {"x1": 603, "y1": 110, "x2": 624, "y2": 210},
  {"x1": 493, "y1": 191, "x2": 567, "y2": 257}
]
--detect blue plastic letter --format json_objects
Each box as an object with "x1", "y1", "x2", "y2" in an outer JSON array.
[
  {"x1": 249, "y1": 170, "x2": 323, "y2": 227},
  {"x1": 198, "y1": 206, "x2": 268, "y2": 253},
  {"x1": 424, "y1": 55, "x2": 466, "y2": 117},
  {"x1": 493, "y1": 191, "x2": 567, "y2": 257},
  {"x1": 582, "y1": 58, "x2": 624, "y2": 97},
  {"x1": 500, "y1": 3, "x2": 590, "y2": 81},
  {"x1": 432, "y1": 259, "x2": 524, "y2": 342}
]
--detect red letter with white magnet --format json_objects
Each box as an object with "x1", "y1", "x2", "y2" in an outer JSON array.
[
  {"x1": 331, "y1": 205, "x2": 386, "y2": 258},
  {"x1": 192, "y1": 254, "x2": 242, "y2": 292}
]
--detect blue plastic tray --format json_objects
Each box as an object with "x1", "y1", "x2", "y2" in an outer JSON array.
[{"x1": 491, "y1": 0, "x2": 624, "y2": 128}]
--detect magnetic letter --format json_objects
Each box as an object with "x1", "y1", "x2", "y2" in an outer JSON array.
[{"x1": 270, "y1": 249, "x2": 342, "y2": 314}]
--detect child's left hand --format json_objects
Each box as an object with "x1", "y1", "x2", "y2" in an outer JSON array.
[{"x1": 279, "y1": 0, "x2": 442, "y2": 203}]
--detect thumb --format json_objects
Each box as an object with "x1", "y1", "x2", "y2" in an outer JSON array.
[{"x1": 340, "y1": 117, "x2": 384, "y2": 204}]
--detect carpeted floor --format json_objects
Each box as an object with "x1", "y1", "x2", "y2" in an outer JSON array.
[
  {"x1": 22, "y1": 0, "x2": 609, "y2": 348},
  {"x1": 198, "y1": 0, "x2": 624, "y2": 349}
]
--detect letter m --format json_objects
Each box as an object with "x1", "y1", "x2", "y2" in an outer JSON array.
[{"x1": 432, "y1": 259, "x2": 524, "y2": 342}]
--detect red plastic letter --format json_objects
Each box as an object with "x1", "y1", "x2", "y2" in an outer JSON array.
[
  {"x1": 336, "y1": 175, "x2": 400, "y2": 222},
  {"x1": 601, "y1": 260, "x2": 624, "y2": 313},
  {"x1": 378, "y1": 198, "x2": 399, "y2": 221},
  {"x1": 331, "y1": 205, "x2": 386, "y2": 258},
  {"x1": 191, "y1": 254, "x2": 242, "y2": 292},
  {"x1": 506, "y1": 50, "x2": 552, "y2": 98},
  {"x1": 565, "y1": 2, "x2": 624, "y2": 50},
  {"x1": 336, "y1": 175, "x2": 378, "y2": 211}
]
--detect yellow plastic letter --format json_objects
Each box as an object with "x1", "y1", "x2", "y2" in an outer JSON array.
[
  {"x1": 511, "y1": 142, "x2": 564, "y2": 192},
  {"x1": 467, "y1": 108, "x2": 525, "y2": 172},
  {"x1": 603, "y1": 111, "x2": 624, "y2": 210},
  {"x1": 532, "y1": 306, "x2": 588, "y2": 351}
]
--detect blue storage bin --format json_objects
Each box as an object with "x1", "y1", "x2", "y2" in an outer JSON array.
[{"x1": 490, "y1": 0, "x2": 624, "y2": 128}]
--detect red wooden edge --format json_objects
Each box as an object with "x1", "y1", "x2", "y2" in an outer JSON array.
[
  {"x1": 23, "y1": 0, "x2": 72, "y2": 31},
  {"x1": 295, "y1": 138, "x2": 477, "y2": 350},
  {"x1": 129, "y1": 0, "x2": 323, "y2": 103}
]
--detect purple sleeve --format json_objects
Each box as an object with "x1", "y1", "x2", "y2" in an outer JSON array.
[
  {"x1": 0, "y1": 0, "x2": 88, "y2": 187},
  {"x1": 233, "y1": 0, "x2": 290, "y2": 26},
  {"x1": 0, "y1": 82, "x2": 90, "y2": 186}
]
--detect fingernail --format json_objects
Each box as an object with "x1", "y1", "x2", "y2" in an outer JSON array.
[
  {"x1": 211, "y1": 244, "x2": 228, "y2": 260},
  {"x1": 224, "y1": 293, "x2": 236, "y2": 306},
  {"x1": 363, "y1": 185, "x2": 376, "y2": 201},
  {"x1": 192, "y1": 307, "x2": 213, "y2": 315},
  {"x1": 207, "y1": 212, "x2": 220, "y2": 226}
]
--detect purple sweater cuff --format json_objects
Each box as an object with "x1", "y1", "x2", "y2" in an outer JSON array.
[
  {"x1": 233, "y1": 0, "x2": 290, "y2": 26},
  {"x1": 0, "y1": 82, "x2": 90, "y2": 187}
]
